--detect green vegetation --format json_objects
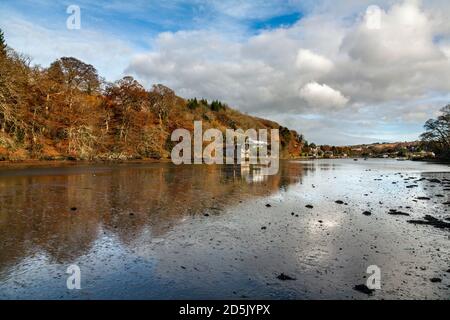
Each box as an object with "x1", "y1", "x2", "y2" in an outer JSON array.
[{"x1": 0, "y1": 29, "x2": 6, "y2": 56}]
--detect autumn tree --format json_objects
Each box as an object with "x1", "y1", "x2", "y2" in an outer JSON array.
[
  {"x1": 148, "y1": 84, "x2": 175, "y2": 125},
  {"x1": 0, "y1": 43, "x2": 32, "y2": 143},
  {"x1": 105, "y1": 76, "x2": 149, "y2": 143},
  {"x1": 51, "y1": 57, "x2": 100, "y2": 94},
  {"x1": 0, "y1": 37, "x2": 307, "y2": 161}
]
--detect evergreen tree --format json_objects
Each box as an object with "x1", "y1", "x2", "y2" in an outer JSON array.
[{"x1": 0, "y1": 28, "x2": 7, "y2": 56}]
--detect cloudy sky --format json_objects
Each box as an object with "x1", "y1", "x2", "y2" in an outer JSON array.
[{"x1": 1, "y1": 0, "x2": 449, "y2": 145}]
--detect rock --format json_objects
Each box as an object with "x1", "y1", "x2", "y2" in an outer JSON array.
[
  {"x1": 335, "y1": 200, "x2": 344, "y2": 204},
  {"x1": 70, "y1": 207, "x2": 77, "y2": 211},
  {"x1": 265, "y1": 204, "x2": 272, "y2": 208},
  {"x1": 204, "y1": 213, "x2": 210, "y2": 217},
  {"x1": 261, "y1": 226, "x2": 267, "y2": 230},
  {"x1": 362, "y1": 211, "x2": 372, "y2": 216},
  {"x1": 416, "y1": 197, "x2": 431, "y2": 200},
  {"x1": 443, "y1": 202, "x2": 450, "y2": 205},
  {"x1": 318, "y1": 220, "x2": 323, "y2": 223},
  {"x1": 129, "y1": 212, "x2": 134, "y2": 216},
  {"x1": 353, "y1": 284, "x2": 375, "y2": 295},
  {"x1": 277, "y1": 273, "x2": 296, "y2": 281},
  {"x1": 428, "y1": 179, "x2": 441, "y2": 183},
  {"x1": 407, "y1": 215, "x2": 450, "y2": 229},
  {"x1": 305, "y1": 205, "x2": 314, "y2": 209},
  {"x1": 435, "y1": 194, "x2": 444, "y2": 198},
  {"x1": 430, "y1": 277, "x2": 442, "y2": 283},
  {"x1": 388, "y1": 209, "x2": 410, "y2": 216}
]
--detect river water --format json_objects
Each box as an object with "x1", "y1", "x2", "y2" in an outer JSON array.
[{"x1": 0, "y1": 159, "x2": 449, "y2": 299}]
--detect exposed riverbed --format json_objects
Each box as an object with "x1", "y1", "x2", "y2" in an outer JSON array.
[{"x1": 0, "y1": 159, "x2": 449, "y2": 299}]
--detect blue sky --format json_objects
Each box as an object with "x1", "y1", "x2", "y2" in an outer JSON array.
[
  {"x1": 0, "y1": 0, "x2": 308, "y2": 80},
  {"x1": 0, "y1": 0, "x2": 305, "y2": 52},
  {"x1": 1, "y1": 0, "x2": 449, "y2": 145}
]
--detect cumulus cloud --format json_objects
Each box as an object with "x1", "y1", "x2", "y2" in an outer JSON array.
[
  {"x1": 125, "y1": 0, "x2": 450, "y2": 144},
  {"x1": 5, "y1": 0, "x2": 448, "y2": 144},
  {"x1": 296, "y1": 49, "x2": 334, "y2": 74},
  {"x1": 299, "y1": 82, "x2": 348, "y2": 109},
  {"x1": 0, "y1": 14, "x2": 132, "y2": 81}
]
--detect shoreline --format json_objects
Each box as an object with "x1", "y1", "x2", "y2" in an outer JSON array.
[{"x1": 0, "y1": 156, "x2": 449, "y2": 170}]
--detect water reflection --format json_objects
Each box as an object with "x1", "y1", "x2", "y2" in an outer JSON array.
[
  {"x1": 1, "y1": 159, "x2": 448, "y2": 299},
  {"x1": 0, "y1": 161, "x2": 305, "y2": 276}
]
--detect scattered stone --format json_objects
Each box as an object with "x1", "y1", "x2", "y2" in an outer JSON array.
[
  {"x1": 261, "y1": 226, "x2": 267, "y2": 230},
  {"x1": 335, "y1": 200, "x2": 344, "y2": 204},
  {"x1": 416, "y1": 197, "x2": 431, "y2": 200},
  {"x1": 70, "y1": 207, "x2": 77, "y2": 211},
  {"x1": 362, "y1": 211, "x2": 372, "y2": 216},
  {"x1": 204, "y1": 213, "x2": 210, "y2": 217},
  {"x1": 408, "y1": 215, "x2": 450, "y2": 229},
  {"x1": 428, "y1": 179, "x2": 441, "y2": 183},
  {"x1": 435, "y1": 194, "x2": 444, "y2": 198},
  {"x1": 430, "y1": 277, "x2": 442, "y2": 283},
  {"x1": 265, "y1": 204, "x2": 272, "y2": 208},
  {"x1": 305, "y1": 205, "x2": 314, "y2": 209},
  {"x1": 277, "y1": 273, "x2": 296, "y2": 281},
  {"x1": 353, "y1": 284, "x2": 375, "y2": 295},
  {"x1": 318, "y1": 220, "x2": 323, "y2": 223},
  {"x1": 406, "y1": 185, "x2": 418, "y2": 189},
  {"x1": 388, "y1": 209, "x2": 410, "y2": 216},
  {"x1": 129, "y1": 212, "x2": 134, "y2": 216}
]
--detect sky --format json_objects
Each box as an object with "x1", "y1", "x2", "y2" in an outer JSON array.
[{"x1": 1, "y1": 0, "x2": 449, "y2": 145}]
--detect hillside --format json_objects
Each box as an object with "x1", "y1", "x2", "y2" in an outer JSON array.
[{"x1": 0, "y1": 42, "x2": 305, "y2": 161}]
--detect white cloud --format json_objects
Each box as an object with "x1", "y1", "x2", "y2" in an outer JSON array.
[
  {"x1": 4, "y1": 0, "x2": 449, "y2": 144},
  {"x1": 125, "y1": 1, "x2": 450, "y2": 144},
  {"x1": 0, "y1": 14, "x2": 132, "y2": 80},
  {"x1": 299, "y1": 82, "x2": 349, "y2": 108},
  {"x1": 295, "y1": 49, "x2": 333, "y2": 74}
]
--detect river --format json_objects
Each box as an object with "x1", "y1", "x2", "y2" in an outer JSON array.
[{"x1": 0, "y1": 159, "x2": 449, "y2": 299}]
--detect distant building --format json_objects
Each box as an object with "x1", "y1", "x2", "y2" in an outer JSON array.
[{"x1": 324, "y1": 151, "x2": 334, "y2": 158}]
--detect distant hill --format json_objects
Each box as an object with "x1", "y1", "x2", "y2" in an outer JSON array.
[{"x1": 347, "y1": 141, "x2": 421, "y2": 151}]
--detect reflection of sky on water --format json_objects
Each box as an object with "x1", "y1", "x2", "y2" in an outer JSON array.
[{"x1": 0, "y1": 159, "x2": 449, "y2": 299}]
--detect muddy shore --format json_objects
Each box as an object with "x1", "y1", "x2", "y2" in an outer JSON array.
[{"x1": 0, "y1": 159, "x2": 449, "y2": 299}]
